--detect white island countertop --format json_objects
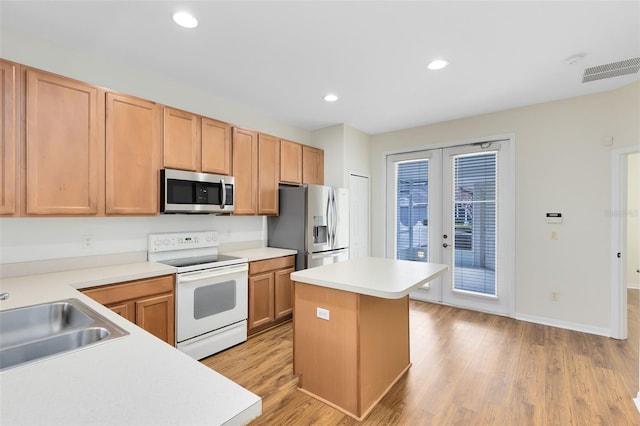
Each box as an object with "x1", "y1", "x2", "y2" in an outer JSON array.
[
  {"x1": 291, "y1": 257, "x2": 448, "y2": 299},
  {"x1": 0, "y1": 262, "x2": 261, "y2": 426}
]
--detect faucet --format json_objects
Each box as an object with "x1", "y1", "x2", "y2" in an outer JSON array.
[{"x1": 0, "y1": 292, "x2": 9, "y2": 301}]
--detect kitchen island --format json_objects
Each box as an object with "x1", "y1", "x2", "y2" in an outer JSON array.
[{"x1": 290, "y1": 257, "x2": 447, "y2": 421}]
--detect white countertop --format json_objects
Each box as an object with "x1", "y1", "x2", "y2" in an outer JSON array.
[
  {"x1": 290, "y1": 257, "x2": 448, "y2": 299},
  {"x1": 0, "y1": 262, "x2": 262, "y2": 426},
  {"x1": 223, "y1": 247, "x2": 297, "y2": 262}
]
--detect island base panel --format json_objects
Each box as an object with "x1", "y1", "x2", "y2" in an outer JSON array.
[{"x1": 293, "y1": 282, "x2": 410, "y2": 420}]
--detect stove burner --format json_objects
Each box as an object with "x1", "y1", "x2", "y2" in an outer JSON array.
[{"x1": 159, "y1": 254, "x2": 243, "y2": 268}]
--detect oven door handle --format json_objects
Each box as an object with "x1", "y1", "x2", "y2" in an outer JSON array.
[{"x1": 178, "y1": 264, "x2": 248, "y2": 283}]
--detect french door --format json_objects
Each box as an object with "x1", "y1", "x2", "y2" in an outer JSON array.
[{"x1": 386, "y1": 140, "x2": 514, "y2": 315}]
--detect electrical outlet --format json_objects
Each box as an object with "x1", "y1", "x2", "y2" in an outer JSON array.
[
  {"x1": 550, "y1": 291, "x2": 559, "y2": 301},
  {"x1": 82, "y1": 234, "x2": 94, "y2": 249},
  {"x1": 316, "y1": 307, "x2": 330, "y2": 321}
]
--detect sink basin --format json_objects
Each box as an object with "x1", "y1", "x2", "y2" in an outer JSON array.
[
  {"x1": 0, "y1": 300, "x2": 94, "y2": 347},
  {"x1": 0, "y1": 299, "x2": 129, "y2": 371},
  {"x1": 0, "y1": 327, "x2": 110, "y2": 370}
]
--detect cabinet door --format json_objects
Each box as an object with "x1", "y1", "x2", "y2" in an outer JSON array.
[
  {"x1": 258, "y1": 133, "x2": 279, "y2": 215},
  {"x1": 232, "y1": 127, "x2": 258, "y2": 215},
  {"x1": 302, "y1": 146, "x2": 324, "y2": 185},
  {"x1": 107, "y1": 301, "x2": 135, "y2": 322},
  {"x1": 105, "y1": 92, "x2": 161, "y2": 215},
  {"x1": 249, "y1": 272, "x2": 275, "y2": 330},
  {"x1": 274, "y1": 267, "x2": 294, "y2": 319},
  {"x1": 163, "y1": 107, "x2": 199, "y2": 171},
  {"x1": 0, "y1": 60, "x2": 17, "y2": 215},
  {"x1": 201, "y1": 118, "x2": 231, "y2": 175},
  {"x1": 279, "y1": 139, "x2": 302, "y2": 185},
  {"x1": 136, "y1": 293, "x2": 175, "y2": 345},
  {"x1": 25, "y1": 69, "x2": 104, "y2": 215}
]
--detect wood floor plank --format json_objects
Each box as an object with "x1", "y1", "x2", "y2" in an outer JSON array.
[{"x1": 201, "y1": 289, "x2": 640, "y2": 425}]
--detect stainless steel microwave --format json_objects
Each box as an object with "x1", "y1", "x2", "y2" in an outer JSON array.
[{"x1": 160, "y1": 169, "x2": 235, "y2": 214}]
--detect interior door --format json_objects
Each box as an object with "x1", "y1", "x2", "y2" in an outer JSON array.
[
  {"x1": 386, "y1": 140, "x2": 513, "y2": 315},
  {"x1": 349, "y1": 173, "x2": 370, "y2": 258}
]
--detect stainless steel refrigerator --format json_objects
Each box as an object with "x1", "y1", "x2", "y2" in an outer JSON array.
[{"x1": 268, "y1": 184, "x2": 349, "y2": 270}]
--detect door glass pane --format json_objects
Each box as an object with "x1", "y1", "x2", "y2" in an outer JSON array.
[
  {"x1": 396, "y1": 160, "x2": 429, "y2": 262},
  {"x1": 452, "y1": 152, "x2": 497, "y2": 295}
]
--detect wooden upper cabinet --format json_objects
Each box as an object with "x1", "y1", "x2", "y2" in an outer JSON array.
[
  {"x1": 201, "y1": 118, "x2": 232, "y2": 175},
  {"x1": 0, "y1": 60, "x2": 17, "y2": 215},
  {"x1": 258, "y1": 134, "x2": 280, "y2": 215},
  {"x1": 232, "y1": 127, "x2": 258, "y2": 215},
  {"x1": 163, "y1": 107, "x2": 199, "y2": 171},
  {"x1": 279, "y1": 139, "x2": 302, "y2": 185},
  {"x1": 105, "y1": 92, "x2": 161, "y2": 215},
  {"x1": 302, "y1": 145, "x2": 324, "y2": 185},
  {"x1": 25, "y1": 69, "x2": 104, "y2": 215}
]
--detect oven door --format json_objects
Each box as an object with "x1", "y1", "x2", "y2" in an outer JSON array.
[{"x1": 176, "y1": 263, "x2": 248, "y2": 343}]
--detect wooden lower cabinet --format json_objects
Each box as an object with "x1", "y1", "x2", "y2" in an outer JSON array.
[
  {"x1": 248, "y1": 255, "x2": 295, "y2": 335},
  {"x1": 81, "y1": 274, "x2": 175, "y2": 345}
]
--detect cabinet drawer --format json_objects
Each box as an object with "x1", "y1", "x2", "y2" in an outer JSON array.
[
  {"x1": 249, "y1": 255, "x2": 295, "y2": 275},
  {"x1": 82, "y1": 274, "x2": 174, "y2": 305}
]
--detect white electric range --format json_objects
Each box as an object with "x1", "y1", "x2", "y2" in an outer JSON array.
[{"x1": 148, "y1": 231, "x2": 248, "y2": 360}]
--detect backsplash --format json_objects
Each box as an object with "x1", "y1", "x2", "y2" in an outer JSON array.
[{"x1": 0, "y1": 215, "x2": 266, "y2": 264}]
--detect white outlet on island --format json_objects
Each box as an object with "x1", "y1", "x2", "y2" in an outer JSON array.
[{"x1": 316, "y1": 307, "x2": 330, "y2": 320}]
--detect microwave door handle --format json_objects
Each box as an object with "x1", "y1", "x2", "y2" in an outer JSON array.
[{"x1": 220, "y1": 178, "x2": 226, "y2": 207}]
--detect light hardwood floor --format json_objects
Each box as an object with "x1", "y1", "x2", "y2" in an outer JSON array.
[{"x1": 202, "y1": 289, "x2": 639, "y2": 425}]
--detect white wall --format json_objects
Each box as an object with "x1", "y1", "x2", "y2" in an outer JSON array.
[
  {"x1": 312, "y1": 124, "x2": 345, "y2": 187},
  {"x1": 628, "y1": 152, "x2": 640, "y2": 289},
  {"x1": 311, "y1": 123, "x2": 370, "y2": 188},
  {"x1": 0, "y1": 216, "x2": 265, "y2": 264},
  {"x1": 344, "y1": 124, "x2": 371, "y2": 180},
  {"x1": 370, "y1": 82, "x2": 640, "y2": 333}
]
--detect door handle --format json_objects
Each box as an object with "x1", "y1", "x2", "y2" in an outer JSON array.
[{"x1": 220, "y1": 178, "x2": 226, "y2": 207}]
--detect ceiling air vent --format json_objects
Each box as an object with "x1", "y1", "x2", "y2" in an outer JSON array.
[{"x1": 582, "y1": 57, "x2": 640, "y2": 83}]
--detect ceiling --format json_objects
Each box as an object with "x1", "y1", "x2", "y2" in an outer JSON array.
[{"x1": 2, "y1": 1, "x2": 639, "y2": 135}]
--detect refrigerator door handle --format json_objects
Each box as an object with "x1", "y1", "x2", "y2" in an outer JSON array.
[
  {"x1": 325, "y1": 190, "x2": 332, "y2": 248},
  {"x1": 331, "y1": 189, "x2": 337, "y2": 248}
]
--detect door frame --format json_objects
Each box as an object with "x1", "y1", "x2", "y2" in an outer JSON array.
[
  {"x1": 383, "y1": 133, "x2": 516, "y2": 317},
  {"x1": 610, "y1": 144, "x2": 639, "y2": 339}
]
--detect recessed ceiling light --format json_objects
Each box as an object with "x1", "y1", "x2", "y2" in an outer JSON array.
[
  {"x1": 324, "y1": 94, "x2": 338, "y2": 102},
  {"x1": 173, "y1": 11, "x2": 198, "y2": 29},
  {"x1": 427, "y1": 59, "x2": 448, "y2": 70}
]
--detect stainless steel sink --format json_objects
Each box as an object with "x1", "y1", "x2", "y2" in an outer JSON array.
[
  {"x1": 0, "y1": 298, "x2": 129, "y2": 371},
  {"x1": 0, "y1": 300, "x2": 94, "y2": 347}
]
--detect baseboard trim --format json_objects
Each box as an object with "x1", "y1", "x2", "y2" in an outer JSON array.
[
  {"x1": 515, "y1": 313, "x2": 610, "y2": 337},
  {"x1": 627, "y1": 283, "x2": 640, "y2": 290}
]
